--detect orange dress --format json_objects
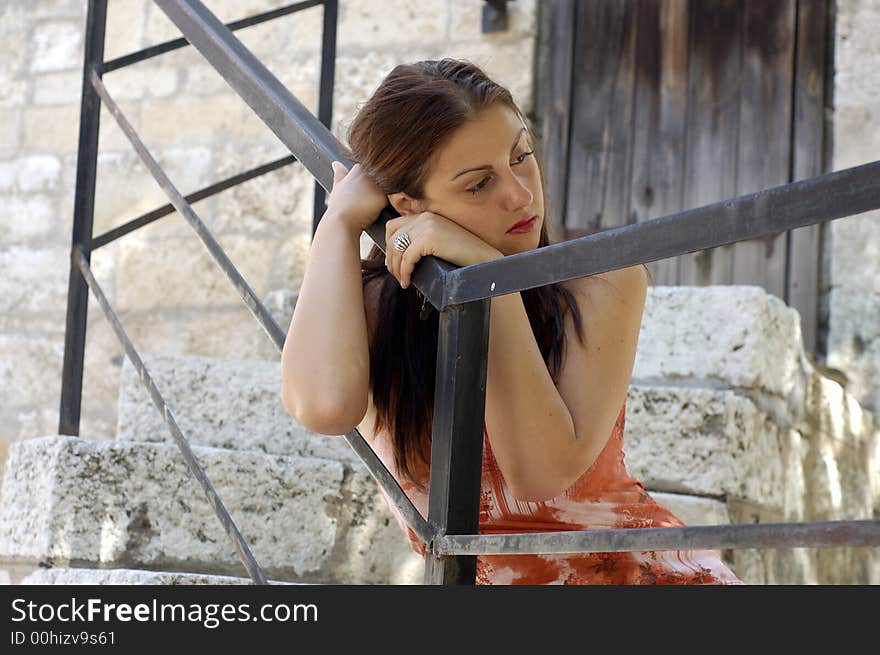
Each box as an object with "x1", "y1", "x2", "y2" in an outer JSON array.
[{"x1": 372, "y1": 401, "x2": 745, "y2": 585}]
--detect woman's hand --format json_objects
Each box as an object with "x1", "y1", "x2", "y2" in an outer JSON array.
[
  {"x1": 324, "y1": 161, "x2": 389, "y2": 235},
  {"x1": 385, "y1": 212, "x2": 503, "y2": 288}
]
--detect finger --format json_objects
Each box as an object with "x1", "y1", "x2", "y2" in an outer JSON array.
[
  {"x1": 399, "y1": 247, "x2": 419, "y2": 289},
  {"x1": 388, "y1": 228, "x2": 412, "y2": 286}
]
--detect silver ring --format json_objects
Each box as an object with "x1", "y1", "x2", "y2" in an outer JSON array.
[{"x1": 393, "y1": 232, "x2": 411, "y2": 253}]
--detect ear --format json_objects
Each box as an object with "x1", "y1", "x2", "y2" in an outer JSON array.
[{"x1": 387, "y1": 192, "x2": 423, "y2": 216}]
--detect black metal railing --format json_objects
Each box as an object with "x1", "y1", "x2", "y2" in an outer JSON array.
[{"x1": 60, "y1": 0, "x2": 880, "y2": 586}]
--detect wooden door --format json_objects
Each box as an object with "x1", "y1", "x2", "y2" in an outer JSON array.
[{"x1": 534, "y1": 0, "x2": 832, "y2": 357}]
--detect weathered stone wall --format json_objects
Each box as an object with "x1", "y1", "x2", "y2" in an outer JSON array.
[
  {"x1": 0, "y1": 0, "x2": 537, "y2": 456},
  {"x1": 827, "y1": 0, "x2": 880, "y2": 415}
]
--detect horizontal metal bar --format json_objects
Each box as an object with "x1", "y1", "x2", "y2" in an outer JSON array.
[
  {"x1": 443, "y1": 159, "x2": 880, "y2": 307},
  {"x1": 90, "y1": 68, "x2": 287, "y2": 353},
  {"x1": 90, "y1": 155, "x2": 296, "y2": 250},
  {"x1": 103, "y1": 0, "x2": 325, "y2": 72},
  {"x1": 435, "y1": 519, "x2": 880, "y2": 556},
  {"x1": 72, "y1": 245, "x2": 268, "y2": 584},
  {"x1": 342, "y1": 431, "x2": 436, "y2": 546}
]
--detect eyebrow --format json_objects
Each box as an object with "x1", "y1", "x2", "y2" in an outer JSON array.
[{"x1": 449, "y1": 127, "x2": 527, "y2": 182}]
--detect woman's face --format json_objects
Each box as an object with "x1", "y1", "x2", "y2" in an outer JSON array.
[{"x1": 394, "y1": 102, "x2": 544, "y2": 256}]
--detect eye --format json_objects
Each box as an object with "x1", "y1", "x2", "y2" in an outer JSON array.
[{"x1": 466, "y1": 150, "x2": 535, "y2": 196}]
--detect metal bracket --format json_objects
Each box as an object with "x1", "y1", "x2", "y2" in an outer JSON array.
[{"x1": 481, "y1": 0, "x2": 509, "y2": 33}]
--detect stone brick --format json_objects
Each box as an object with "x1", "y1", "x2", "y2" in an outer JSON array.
[
  {"x1": 633, "y1": 286, "x2": 811, "y2": 401},
  {"x1": 0, "y1": 245, "x2": 113, "y2": 316},
  {"x1": 103, "y1": 0, "x2": 148, "y2": 63},
  {"x1": 0, "y1": 435, "x2": 422, "y2": 583},
  {"x1": 104, "y1": 65, "x2": 179, "y2": 101},
  {"x1": 0, "y1": 79, "x2": 27, "y2": 109},
  {"x1": 22, "y1": 105, "x2": 79, "y2": 152},
  {"x1": 0, "y1": 336, "x2": 64, "y2": 410},
  {"x1": 32, "y1": 70, "x2": 81, "y2": 106},
  {"x1": 448, "y1": 0, "x2": 537, "y2": 43},
  {"x1": 648, "y1": 492, "x2": 731, "y2": 527},
  {"x1": 138, "y1": 94, "x2": 271, "y2": 146},
  {"x1": 20, "y1": 567, "x2": 302, "y2": 585},
  {"x1": 15, "y1": 155, "x2": 62, "y2": 191},
  {"x1": 115, "y1": 352, "x2": 359, "y2": 463},
  {"x1": 30, "y1": 22, "x2": 83, "y2": 73},
  {"x1": 623, "y1": 385, "x2": 786, "y2": 506},
  {"x1": 115, "y1": 234, "x2": 277, "y2": 311},
  {"x1": 0, "y1": 195, "x2": 56, "y2": 243},
  {"x1": 339, "y1": 0, "x2": 448, "y2": 48},
  {"x1": 0, "y1": 109, "x2": 23, "y2": 156}
]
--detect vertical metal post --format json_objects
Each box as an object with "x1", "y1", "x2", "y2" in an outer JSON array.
[
  {"x1": 312, "y1": 0, "x2": 338, "y2": 236},
  {"x1": 59, "y1": 0, "x2": 108, "y2": 436},
  {"x1": 424, "y1": 299, "x2": 491, "y2": 584}
]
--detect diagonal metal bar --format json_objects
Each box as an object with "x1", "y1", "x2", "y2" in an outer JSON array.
[
  {"x1": 90, "y1": 68, "x2": 286, "y2": 352},
  {"x1": 103, "y1": 0, "x2": 325, "y2": 72},
  {"x1": 435, "y1": 519, "x2": 880, "y2": 556},
  {"x1": 152, "y1": 0, "x2": 453, "y2": 309},
  {"x1": 72, "y1": 245, "x2": 268, "y2": 585},
  {"x1": 341, "y1": 433, "x2": 435, "y2": 545},
  {"x1": 90, "y1": 155, "x2": 297, "y2": 250},
  {"x1": 442, "y1": 158, "x2": 880, "y2": 307}
]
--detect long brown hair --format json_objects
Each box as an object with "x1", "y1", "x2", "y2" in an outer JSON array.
[{"x1": 345, "y1": 58, "x2": 588, "y2": 492}]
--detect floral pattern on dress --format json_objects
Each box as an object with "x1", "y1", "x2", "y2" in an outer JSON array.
[{"x1": 373, "y1": 401, "x2": 744, "y2": 585}]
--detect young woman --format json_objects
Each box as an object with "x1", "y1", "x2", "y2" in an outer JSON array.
[{"x1": 281, "y1": 58, "x2": 743, "y2": 585}]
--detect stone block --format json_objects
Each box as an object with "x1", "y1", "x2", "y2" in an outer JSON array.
[
  {"x1": 338, "y1": 0, "x2": 448, "y2": 48},
  {"x1": 32, "y1": 71, "x2": 81, "y2": 106},
  {"x1": 23, "y1": 105, "x2": 79, "y2": 152},
  {"x1": 633, "y1": 286, "x2": 811, "y2": 401},
  {"x1": 15, "y1": 155, "x2": 62, "y2": 191},
  {"x1": 104, "y1": 0, "x2": 148, "y2": 63},
  {"x1": 103, "y1": 65, "x2": 179, "y2": 101},
  {"x1": 0, "y1": 80, "x2": 27, "y2": 109},
  {"x1": 0, "y1": 109, "x2": 23, "y2": 156},
  {"x1": 115, "y1": 234, "x2": 276, "y2": 312},
  {"x1": 649, "y1": 491, "x2": 731, "y2": 527},
  {"x1": 20, "y1": 567, "x2": 302, "y2": 585},
  {"x1": 0, "y1": 195, "x2": 56, "y2": 243},
  {"x1": 30, "y1": 22, "x2": 83, "y2": 73},
  {"x1": 0, "y1": 435, "x2": 421, "y2": 584},
  {"x1": 0, "y1": 336, "x2": 64, "y2": 410},
  {"x1": 623, "y1": 385, "x2": 785, "y2": 507},
  {"x1": 115, "y1": 352, "x2": 358, "y2": 464},
  {"x1": 448, "y1": 0, "x2": 537, "y2": 43}
]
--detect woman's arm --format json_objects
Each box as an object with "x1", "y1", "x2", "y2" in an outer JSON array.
[
  {"x1": 484, "y1": 265, "x2": 648, "y2": 501},
  {"x1": 280, "y1": 212, "x2": 370, "y2": 435}
]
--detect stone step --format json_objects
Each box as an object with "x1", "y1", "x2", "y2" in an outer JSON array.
[
  {"x1": 115, "y1": 285, "x2": 812, "y2": 459},
  {"x1": 0, "y1": 436, "x2": 423, "y2": 585},
  {"x1": 115, "y1": 351, "x2": 793, "y2": 508},
  {"x1": 17, "y1": 567, "x2": 305, "y2": 585},
  {"x1": 115, "y1": 353, "x2": 358, "y2": 464}
]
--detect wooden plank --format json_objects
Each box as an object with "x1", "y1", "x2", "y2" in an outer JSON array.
[
  {"x1": 534, "y1": 0, "x2": 576, "y2": 245},
  {"x1": 565, "y1": 0, "x2": 634, "y2": 236},
  {"x1": 678, "y1": 0, "x2": 743, "y2": 286},
  {"x1": 630, "y1": 0, "x2": 689, "y2": 286},
  {"x1": 788, "y1": 0, "x2": 830, "y2": 357},
  {"x1": 600, "y1": 0, "x2": 638, "y2": 231},
  {"x1": 731, "y1": 0, "x2": 796, "y2": 299}
]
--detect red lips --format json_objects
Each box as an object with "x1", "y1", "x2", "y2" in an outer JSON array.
[{"x1": 507, "y1": 215, "x2": 537, "y2": 233}]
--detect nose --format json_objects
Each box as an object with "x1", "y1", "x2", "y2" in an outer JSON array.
[{"x1": 500, "y1": 169, "x2": 533, "y2": 212}]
